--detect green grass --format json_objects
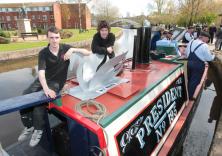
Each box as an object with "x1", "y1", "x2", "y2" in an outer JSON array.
[{"x1": 0, "y1": 27, "x2": 121, "y2": 52}]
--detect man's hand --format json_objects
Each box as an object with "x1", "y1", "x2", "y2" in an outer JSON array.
[
  {"x1": 43, "y1": 88, "x2": 57, "y2": 99},
  {"x1": 64, "y1": 49, "x2": 73, "y2": 61},
  {"x1": 107, "y1": 46, "x2": 113, "y2": 54}
]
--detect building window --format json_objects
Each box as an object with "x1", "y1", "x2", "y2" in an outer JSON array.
[
  {"x1": 42, "y1": 15, "x2": 47, "y2": 21},
  {"x1": 6, "y1": 16, "x2": 11, "y2": 21},
  {"x1": 32, "y1": 15, "x2": 35, "y2": 20},
  {"x1": 2, "y1": 8, "x2": 6, "y2": 12},
  {"x1": 50, "y1": 15, "x2": 54, "y2": 19},
  {"x1": 32, "y1": 23, "x2": 36, "y2": 28},
  {"x1": 25, "y1": 7, "x2": 30, "y2": 11},
  {"x1": 8, "y1": 23, "x2": 11, "y2": 29},
  {"x1": 38, "y1": 15, "x2": 41, "y2": 20},
  {"x1": 12, "y1": 8, "x2": 17, "y2": 12},
  {"x1": 39, "y1": 7, "x2": 43, "y2": 11},
  {"x1": 14, "y1": 16, "x2": 17, "y2": 20},
  {"x1": 45, "y1": 7, "x2": 51, "y2": 11}
]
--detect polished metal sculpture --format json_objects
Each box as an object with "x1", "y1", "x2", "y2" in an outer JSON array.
[{"x1": 69, "y1": 52, "x2": 128, "y2": 100}]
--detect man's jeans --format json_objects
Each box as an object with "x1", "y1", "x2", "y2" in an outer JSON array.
[{"x1": 20, "y1": 79, "x2": 60, "y2": 130}]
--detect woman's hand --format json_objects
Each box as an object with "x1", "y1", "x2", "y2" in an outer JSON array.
[{"x1": 107, "y1": 46, "x2": 113, "y2": 54}]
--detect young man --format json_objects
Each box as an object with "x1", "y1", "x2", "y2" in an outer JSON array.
[
  {"x1": 208, "y1": 23, "x2": 217, "y2": 44},
  {"x1": 150, "y1": 27, "x2": 163, "y2": 50},
  {"x1": 162, "y1": 30, "x2": 173, "y2": 40},
  {"x1": 215, "y1": 25, "x2": 222, "y2": 50},
  {"x1": 91, "y1": 20, "x2": 115, "y2": 70},
  {"x1": 185, "y1": 31, "x2": 215, "y2": 100},
  {"x1": 182, "y1": 26, "x2": 194, "y2": 43},
  {"x1": 18, "y1": 26, "x2": 91, "y2": 147}
]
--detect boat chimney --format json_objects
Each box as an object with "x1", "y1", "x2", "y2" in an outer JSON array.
[{"x1": 132, "y1": 20, "x2": 151, "y2": 69}]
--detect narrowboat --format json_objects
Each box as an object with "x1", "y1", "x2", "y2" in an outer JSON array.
[{"x1": 0, "y1": 26, "x2": 207, "y2": 156}]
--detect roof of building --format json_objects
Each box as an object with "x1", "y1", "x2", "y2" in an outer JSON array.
[
  {"x1": 0, "y1": 2, "x2": 88, "y2": 8},
  {"x1": 0, "y1": 2, "x2": 55, "y2": 8}
]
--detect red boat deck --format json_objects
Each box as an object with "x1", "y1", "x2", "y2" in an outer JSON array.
[
  {"x1": 49, "y1": 60, "x2": 191, "y2": 156},
  {"x1": 50, "y1": 60, "x2": 179, "y2": 118}
]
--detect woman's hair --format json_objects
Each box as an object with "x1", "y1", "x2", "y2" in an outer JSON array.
[{"x1": 97, "y1": 20, "x2": 111, "y2": 32}]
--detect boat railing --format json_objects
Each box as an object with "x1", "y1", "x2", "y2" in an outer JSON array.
[{"x1": 0, "y1": 91, "x2": 60, "y2": 116}]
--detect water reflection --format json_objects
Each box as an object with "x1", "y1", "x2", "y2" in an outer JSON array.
[
  {"x1": 0, "y1": 57, "x2": 37, "y2": 74},
  {"x1": 0, "y1": 57, "x2": 37, "y2": 100}
]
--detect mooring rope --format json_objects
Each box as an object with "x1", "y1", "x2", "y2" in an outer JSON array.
[{"x1": 75, "y1": 100, "x2": 106, "y2": 124}]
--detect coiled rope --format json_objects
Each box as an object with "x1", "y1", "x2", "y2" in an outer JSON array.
[{"x1": 75, "y1": 100, "x2": 106, "y2": 124}]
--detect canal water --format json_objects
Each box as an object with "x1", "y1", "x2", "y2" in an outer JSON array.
[
  {"x1": 0, "y1": 57, "x2": 38, "y2": 147},
  {"x1": 183, "y1": 85, "x2": 216, "y2": 156},
  {"x1": 0, "y1": 29, "x2": 218, "y2": 156}
]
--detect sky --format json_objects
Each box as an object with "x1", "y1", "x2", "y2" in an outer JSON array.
[{"x1": 0, "y1": 0, "x2": 155, "y2": 17}]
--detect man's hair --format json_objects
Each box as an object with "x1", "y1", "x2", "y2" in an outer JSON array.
[
  {"x1": 168, "y1": 30, "x2": 173, "y2": 35},
  {"x1": 188, "y1": 26, "x2": 194, "y2": 29},
  {"x1": 199, "y1": 31, "x2": 210, "y2": 38},
  {"x1": 162, "y1": 30, "x2": 168, "y2": 35},
  {"x1": 47, "y1": 26, "x2": 60, "y2": 36},
  {"x1": 97, "y1": 20, "x2": 110, "y2": 32}
]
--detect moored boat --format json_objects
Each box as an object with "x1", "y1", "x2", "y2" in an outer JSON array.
[{"x1": 0, "y1": 26, "x2": 208, "y2": 156}]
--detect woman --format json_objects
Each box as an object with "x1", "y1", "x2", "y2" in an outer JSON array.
[
  {"x1": 91, "y1": 20, "x2": 115, "y2": 58},
  {"x1": 91, "y1": 20, "x2": 115, "y2": 70}
]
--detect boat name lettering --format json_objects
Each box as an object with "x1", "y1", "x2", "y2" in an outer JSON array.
[{"x1": 117, "y1": 75, "x2": 187, "y2": 155}]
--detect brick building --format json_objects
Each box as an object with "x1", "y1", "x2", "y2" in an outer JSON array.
[{"x1": 0, "y1": 2, "x2": 91, "y2": 30}]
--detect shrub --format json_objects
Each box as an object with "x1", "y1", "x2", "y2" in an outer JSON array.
[
  {"x1": 11, "y1": 31, "x2": 17, "y2": 36},
  {"x1": 0, "y1": 30, "x2": 11, "y2": 38},
  {"x1": 37, "y1": 28, "x2": 46, "y2": 35},
  {"x1": 60, "y1": 30, "x2": 73, "y2": 39},
  {"x1": 0, "y1": 36, "x2": 11, "y2": 44}
]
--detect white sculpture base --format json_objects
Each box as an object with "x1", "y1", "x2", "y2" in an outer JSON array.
[{"x1": 17, "y1": 19, "x2": 31, "y2": 36}]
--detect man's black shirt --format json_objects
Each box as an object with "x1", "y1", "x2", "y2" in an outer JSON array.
[{"x1": 38, "y1": 44, "x2": 71, "y2": 90}]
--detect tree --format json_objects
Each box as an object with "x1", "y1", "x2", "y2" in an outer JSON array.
[
  {"x1": 164, "y1": 0, "x2": 177, "y2": 14},
  {"x1": 198, "y1": 12, "x2": 217, "y2": 25},
  {"x1": 148, "y1": 0, "x2": 178, "y2": 25},
  {"x1": 70, "y1": 0, "x2": 92, "y2": 30},
  {"x1": 154, "y1": 0, "x2": 165, "y2": 15},
  {"x1": 93, "y1": 0, "x2": 120, "y2": 22},
  {"x1": 178, "y1": 0, "x2": 219, "y2": 26},
  {"x1": 62, "y1": 5, "x2": 71, "y2": 28},
  {"x1": 178, "y1": 0, "x2": 204, "y2": 26}
]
